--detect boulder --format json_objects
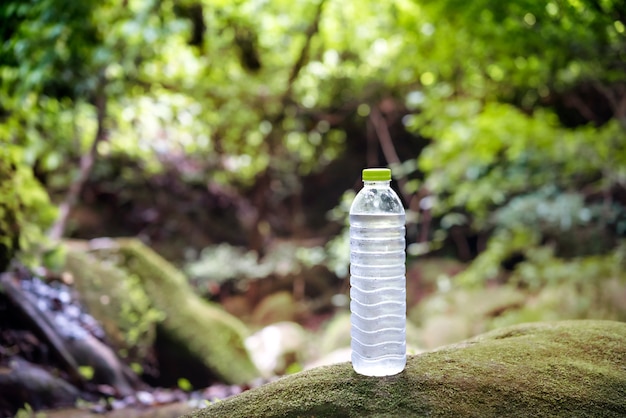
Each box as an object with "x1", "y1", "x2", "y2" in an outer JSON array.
[
  {"x1": 185, "y1": 320, "x2": 626, "y2": 417},
  {"x1": 65, "y1": 250, "x2": 161, "y2": 363},
  {"x1": 66, "y1": 238, "x2": 259, "y2": 386},
  {"x1": 245, "y1": 321, "x2": 308, "y2": 377}
]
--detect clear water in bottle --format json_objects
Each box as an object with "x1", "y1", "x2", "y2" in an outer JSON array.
[{"x1": 349, "y1": 169, "x2": 406, "y2": 377}]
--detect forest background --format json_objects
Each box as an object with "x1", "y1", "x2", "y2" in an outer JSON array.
[{"x1": 1, "y1": 0, "x2": 626, "y2": 407}]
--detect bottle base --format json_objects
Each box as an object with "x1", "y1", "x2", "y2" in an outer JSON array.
[{"x1": 351, "y1": 355, "x2": 406, "y2": 377}]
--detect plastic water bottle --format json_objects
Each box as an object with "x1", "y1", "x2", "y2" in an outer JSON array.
[{"x1": 349, "y1": 168, "x2": 406, "y2": 376}]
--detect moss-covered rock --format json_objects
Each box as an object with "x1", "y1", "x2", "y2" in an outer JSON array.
[
  {"x1": 0, "y1": 146, "x2": 57, "y2": 271},
  {"x1": 67, "y1": 238, "x2": 259, "y2": 385},
  {"x1": 65, "y1": 249, "x2": 162, "y2": 362},
  {"x1": 186, "y1": 320, "x2": 626, "y2": 417}
]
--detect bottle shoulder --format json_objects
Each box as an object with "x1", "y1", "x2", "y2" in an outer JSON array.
[{"x1": 350, "y1": 186, "x2": 405, "y2": 215}]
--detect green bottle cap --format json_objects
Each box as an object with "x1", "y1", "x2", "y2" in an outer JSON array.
[{"x1": 362, "y1": 168, "x2": 391, "y2": 181}]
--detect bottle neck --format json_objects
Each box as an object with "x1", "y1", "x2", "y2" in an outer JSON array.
[{"x1": 363, "y1": 180, "x2": 390, "y2": 187}]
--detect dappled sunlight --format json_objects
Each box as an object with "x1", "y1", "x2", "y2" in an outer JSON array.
[{"x1": 1, "y1": 0, "x2": 625, "y2": 415}]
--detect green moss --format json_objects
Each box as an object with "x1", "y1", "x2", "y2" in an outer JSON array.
[
  {"x1": 186, "y1": 320, "x2": 626, "y2": 417},
  {"x1": 107, "y1": 239, "x2": 259, "y2": 384},
  {"x1": 0, "y1": 146, "x2": 57, "y2": 270},
  {"x1": 73, "y1": 238, "x2": 259, "y2": 385},
  {"x1": 65, "y1": 249, "x2": 162, "y2": 361}
]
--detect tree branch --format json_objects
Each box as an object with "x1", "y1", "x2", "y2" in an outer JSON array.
[
  {"x1": 48, "y1": 81, "x2": 107, "y2": 241},
  {"x1": 284, "y1": 0, "x2": 326, "y2": 97},
  {"x1": 0, "y1": 273, "x2": 86, "y2": 389},
  {"x1": 239, "y1": 0, "x2": 326, "y2": 251},
  {"x1": 564, "y1": 93, "x2": 599, "y2": 124},
  {"x1": 365, "y1": 116, "x2": 379, "y2": 168},
  {"x1": 369, "y1": 105, "x2": 411, "y2": 203}
]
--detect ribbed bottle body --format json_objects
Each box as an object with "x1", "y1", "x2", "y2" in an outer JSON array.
[{"x1": 349, "y1": 209, "x2": 406, "y2": 376}]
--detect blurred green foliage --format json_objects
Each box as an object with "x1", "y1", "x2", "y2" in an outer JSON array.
[
  {"x1": 1, "y1": 0, "x2": 625, "y2": 304},
  {"x1": 411, "y1": 243, "x2": 626, "y2": 349},
  {"x1": 0, "y1": 146, "x2": 57, "y2": 270},
  {"x1": 186, "y1": 242, "x2": 320, "y2": 286},
  {"x1": 405, "y1": 0, "x2": 626, "y2": 285}
]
